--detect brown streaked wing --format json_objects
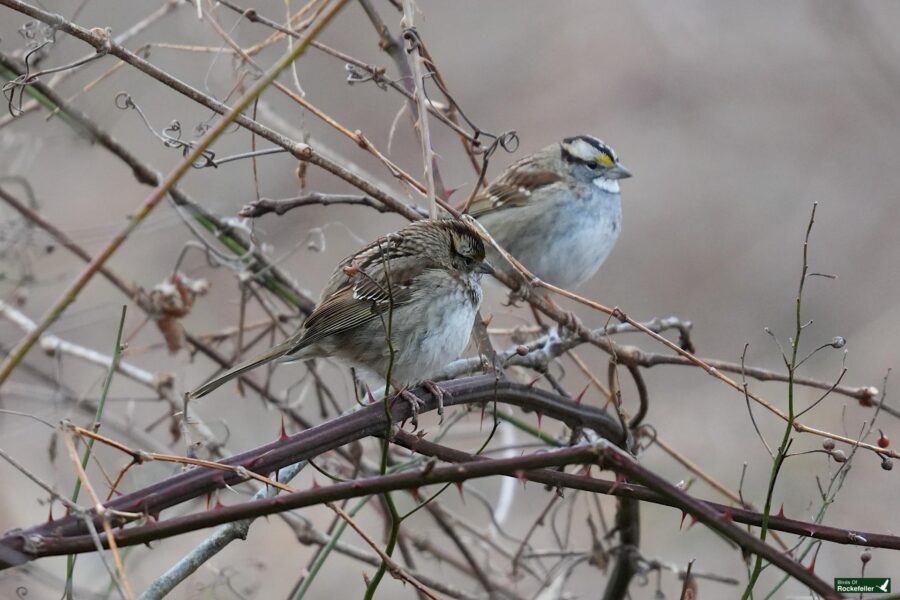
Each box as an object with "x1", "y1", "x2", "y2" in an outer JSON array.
[
  {"x1": 319, "y1": 231, "x2": 420, "y2": 301},
  {"x1": 286, "y1": 263, "x2": 424, "y2": 354},
  {"x1": 467, "y1": 169, "x2": 562, "y2": 216}
]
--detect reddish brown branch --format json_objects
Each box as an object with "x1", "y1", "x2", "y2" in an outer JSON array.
[
  {"x1": 3, "y1": 442, "x2": 604, "y2": 559},
  {"x1": 392, "y1": 432, "x2": 899, "y2": 551},
  {"x1": 0, "y1": 376, "x2": 622, "y2": 564},
  {"x1": 7, "y1": 430, "x2": 850, "y2": 598},
  {"x1": 0, "y1": 380, "x2": 886, "y2": 597}
]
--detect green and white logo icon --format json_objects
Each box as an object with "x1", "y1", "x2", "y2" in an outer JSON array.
[{"x1": 833, "y1": 578, "x2": 891, "y2": 594}]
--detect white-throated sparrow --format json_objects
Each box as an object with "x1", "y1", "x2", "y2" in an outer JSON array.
[
  {"x1": 468, "y1": 135, "x2": 631, "y2": 291},
  {"x1": 191, "y1": 219, "x2": 493, "y2": 414}
]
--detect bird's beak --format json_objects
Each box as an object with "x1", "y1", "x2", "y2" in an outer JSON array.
[
  {"x1": 606, "y1": 163, "x2": 632, "y2": 180},
  {"x1": 475, "y1": 260, "x2": 495, "y2": 275}
]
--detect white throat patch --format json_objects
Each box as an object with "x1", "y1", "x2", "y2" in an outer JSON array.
[{"x1": 593, "y1": 177, "x2": 620, "y2": 194}]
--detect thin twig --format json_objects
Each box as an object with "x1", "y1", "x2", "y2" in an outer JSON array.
[
  {"x1": 136, "y1": 461, "x2": 308, "y2": 600},
  {"x1": 0, "y1": 300, "x2": 164, "y2": 390},
  {"x1": 239, "y1": 192, "x2": 426, "y2": 218},
  {"x1": 327, "y1": 502, "x2": 443, "y2": 600},
  {"x1": 401, "y1": 1, "x2": 438, "y2": 217},
  {"x1": 61, "y1": 430, "x2": 134, "y2": 600},
  {"x1": 0, "y1": 1, "x2": 347, "y2": 384}
]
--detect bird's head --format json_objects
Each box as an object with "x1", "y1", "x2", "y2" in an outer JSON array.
[
  {"x1": 428, "y1": 219, "x2": 493, "y2": 276},
  {"x1": 560, "y1": 135, "x2": 632, "y2": 193}
]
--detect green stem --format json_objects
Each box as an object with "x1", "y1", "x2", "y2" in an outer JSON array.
[
  {"x1": 189, "y1": 213, "x2": 304, "y2": 309},
  {"x1": 365, "y1": 245, "x2": 401, "y2": 600},
  {"x1": 64, "y1": 306, "x2": 127, "y2": 599},
  {"x1": 291, "y1": 448, "x2": 436, "y2": 599},
  {"x1": 0, "y1": 0, "x2": 349, "y2": 386},
  {"x1": 0, "y1": 65, "x2": 82, "y2": 131},
  {"x1": 0, "y1": 65, "x2": 304, "y2": 316},
  {"x1": 0, "y1": 67, "x2": 307, "y2": 313},
  {"x1": 743, "y1": 204, "x2": 816, "y2": 599},
  {"x1": 290, "y1": 496, "x2": 370, "y2": 600}
]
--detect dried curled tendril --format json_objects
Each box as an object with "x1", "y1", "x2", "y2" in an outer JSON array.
[
  {"x1": 2, "y1": 22, "x2": 54, "y2": 117},
  {"x1": 343, "y1": 67, "x2": 517, "y2": 163},
  {"x1": 344, "y1": 64, "x2": 391, "y2": 90},
  {"x1": 474, "y1": 130, "x2": 519, "y2": 157},
  {"x1": 401, "y1": 27, "x2": 518, "y2": 157},
  {"x1": 115, "y1": 92, "x2": 217, "y2": 168},
  {"x1": 3, "y1": 21, "x2": 111, "y2": 118}
]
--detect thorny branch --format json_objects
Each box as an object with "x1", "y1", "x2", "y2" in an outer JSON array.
[
  {"x1": 0, "y1": 380, "x2": 888, "y2": 591},
  {"x1": 0, "y1": 387, "x2": 850, "y2": 599}
]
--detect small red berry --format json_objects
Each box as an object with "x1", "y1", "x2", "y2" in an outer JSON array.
[{"x1": 877, "y1": 430, "x2": 890, "y2": 448}]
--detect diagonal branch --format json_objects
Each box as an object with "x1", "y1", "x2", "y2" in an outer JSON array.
[
  {"x1": 0, "y1": 0, "x2": 424, "y2": 221},
  {"x1": 0, "y1": 0, "x2": 349, "y2": 385},
  {"x1": 0, "y1": 376, "x2": 622, "y2": 558},
  {"x1": 12, "y1": 429, "x2": 847, "y2": 599},
  {"x1": 0, "y1": 378, "x2": 889, "y2": 598},
  {"x1": 5, "y1": 441, "x2": 608, "y2": 557},
  {"x1": 401, "y1": 0, "x2": 438, "y2": 217}
]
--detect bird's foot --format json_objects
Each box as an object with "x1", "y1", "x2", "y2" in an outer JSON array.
[
  {"x1": 422, "y1": 380, "x2": 452, "y2": 423},
  {"x1": 562, "y1": 310, "x2": 582, "y2": 333},
  {"x1": 545, "y1": 295, "x2": 582, "y2": 334},
  {"x1": 504, "y1": 274, "x2": 543, "y2": 307},
  {"x1": 503, "y1": 288, "x2": 525, "y2": 308},
  {"x1": 395, "y1": 388, "x2": 426, "y2": 430}
]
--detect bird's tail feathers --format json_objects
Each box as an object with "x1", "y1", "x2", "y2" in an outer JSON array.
[{"x1": 190, "y1": 341, "x2": 294, "y2": 399}]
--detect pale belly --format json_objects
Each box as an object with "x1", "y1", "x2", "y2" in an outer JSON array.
[
  {"x1": 480, "y1": 193, "x2": 622, "y2": 290},
  {"x1": 388, "y1": 292, "x2": 479, "y2": 384},
  {"x1": 323, "y1": 273, "x2": 482, "y2": 387}
]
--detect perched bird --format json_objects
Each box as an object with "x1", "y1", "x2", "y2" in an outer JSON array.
[
  {"x1": 468, "y1": 135, "x2": 631, "y2": 291},
  {"x1": 191, "y1": 219, "x2": 493, "y2": 419}
]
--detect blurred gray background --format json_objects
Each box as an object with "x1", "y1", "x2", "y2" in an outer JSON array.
[{"x1": 1, "y1": 1, "x2": 899, "y2": 598}]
